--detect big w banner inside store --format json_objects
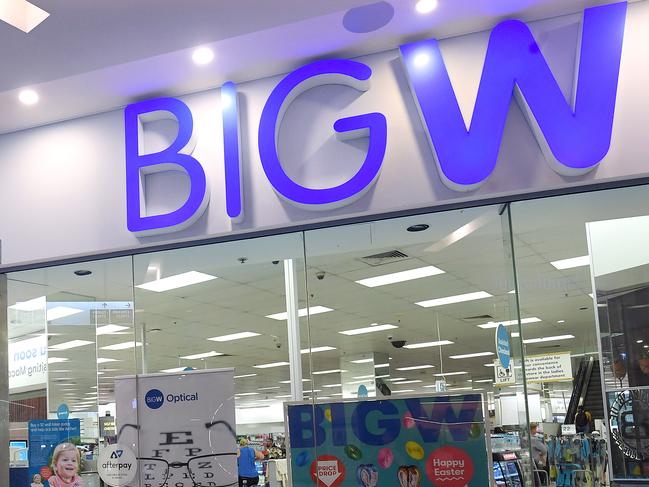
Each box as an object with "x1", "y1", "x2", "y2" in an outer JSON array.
[
  {"x1": 114, "y1": 368, "x2": 237, "y2": 487},
  {"x1": 286, "y1": 394, "x2": 487, "y2": 487}
]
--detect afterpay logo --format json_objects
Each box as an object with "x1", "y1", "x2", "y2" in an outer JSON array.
[{"x1": 145, "y1": 388, "x2": 164, "y2": 409}]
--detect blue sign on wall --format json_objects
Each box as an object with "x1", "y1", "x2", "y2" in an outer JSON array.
[{"x1": 56, "y1": 403, "x2": 69, "y2": 420}]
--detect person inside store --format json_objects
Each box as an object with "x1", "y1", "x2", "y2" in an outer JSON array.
[
  {"x1": 575, "y1": 405, "x2": 593, "y2": 434},
  {"x1": 530, "y1": 423, "x2": 548, "y2": 486},
  {"x1": 237, "y1": 437, "x2": 264, "y2": 487}
]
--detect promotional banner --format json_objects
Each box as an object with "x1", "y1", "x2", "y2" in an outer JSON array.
[
  {"x1": 286, "y1": 394, "x2": 488, "y2": 487},
  {"x1": 114, "y1": 368, "x2": 237, "y2": 487},
  {"x1": 28, "y1": 419, "x2": 81, "y2": 487}
]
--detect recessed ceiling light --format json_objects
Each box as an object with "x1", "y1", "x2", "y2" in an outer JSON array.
[
  {"x1": 96, "y1": 324, "x2": 130, "y2": 335},
  {"x1": 474, "y1": 379, "x2": 494, "y2": 383},
  {"x1": 233, "y1": 374, "x2": 257, "y2": 379},
  {"x1": 48, "y1": 357, "x2": 68, "y2": 364},
  {"x1": 449, "y1": 352, "x2": 495, "y2": 359},
  {"x1": 47, "y1": 306, "x2": 84, "y2": 322},
  {"x1": 356, "y1": 266, "x2": 444, "y2": 287},
  {"x1": 478, "y1": 317, "x2": 541, "y2": 329},
  {"x1": 322, "y1": 384, "x2": 342, "y2": 388},
  {"x1": 392, "y1": 380, "x2": 423, "y2": 385},
  {"x1": 312, "y1": 369, "x2": 345, "y2": 375},
  {"x1": 387, "y1": 377, "x2": 407, "y2": 382},
  {"x1": 353, "y1": 375, "x2": 376, "y2": 380},
  {"x1": 301, "y1": 346, "x2": 336, "y2": 354},
  {"x1": 523, "y1": 334, "x2": 575, "y2": 344},
  {"x1": 484, "y1": 363, "x2": 495, "y2": 367},
  {"x1": 392, "y1": 389, "x2": 415, "y2": 393},
  {"x1": 550, "y1": 255, "x2": 590, "y2": 270},
  {"x1": 350, "y1": 358, "x2": 375, "y2": 364},
  {"x1": 275, "y1": 395, "x2": 293, "y2": 399},
  {"x1": 235, "y1": 392, "x2": 260, "y2": 397},
  {"x1": 9, "y1": 296, "x2": 46, "y2": 311},
  {"x1": 279, "y1": 379, "x2": 311, "y2": 384},
  {"x1": 396, "y1": 365, "x2": 434, "y2": 371},
  {"x1": 637, "y1": 340, "x2": 644, "y2": 344},
  {"x1": 415, "y1": 291, "x2": 492, "y2": 308},
  {"x1": 100, "y1": 341, "x2": 142, "y2": 351},
  {"x1": 433, "y1": 371, "x2": 468, "y2": 377},
  {"x1": 403, "y1": 340, "x2": 454, "y2": 349},
  {"x1": 557, "y1": 320, "x2": 565, "y2": 324},
  {"x1": 18, "y1": 89, "x2": 39, "y2": 105},
  {"x1": 415, "y1": 0, "x2": 438, "y2": 14},
  {"x1": 258, "y1": 386, "x2": 280, "y2": 391},
  {"x1": 192, "y1": 46, "x2": 214, "y2": 65},
  {"x1": 339, "y1": 324, "x2": 398, "y2": 336},
  {"x1": 136, "y1": 271, "x2": 217, "y2": 292},
  {"x1": 254, "y1": 362, "x2": 290, "y2": 369},
  {"x1": 266, "y1": 306, "x2": 333, "y2": 320},
  {"x1": 181, "y1": 351, "x2": 225, "y2": 360},
  {"x1": 208, "y1": 332, "x2": 260, "y2": 342},
  {"x1": 96, "y1": 358, "x2": 119, "y2": 364},
  {"x1": 375, "y1": 363, "x2": 389, "y2": 368},
  {"x1": 49, "y1": 340, "x2": 94, "y2": 351},
  {"x1": 161, "y1": 367, "x2": 188, "y2": 373}
]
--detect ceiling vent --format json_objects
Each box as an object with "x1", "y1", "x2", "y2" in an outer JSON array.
[
  {"x1": 359, "y1": 250, "x2": 410, "y2": 267},
  {"x1": 462, "y1": 314, "x2": 495, "y2": 322}
]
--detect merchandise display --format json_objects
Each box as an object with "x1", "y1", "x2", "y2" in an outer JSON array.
[{"x1": 546, "y1": 434, "x2": 608, "y2": 487}]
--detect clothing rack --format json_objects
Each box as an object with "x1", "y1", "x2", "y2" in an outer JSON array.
[{"x1": 546, "y1": 434, "x2": 608, "y2": 487}]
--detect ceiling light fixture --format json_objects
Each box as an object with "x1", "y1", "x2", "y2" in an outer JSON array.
[
  {"x1": 523, "y1": 334, "x2": 575, "y2": 344},
  {"x1": 433, "y1": 371, "x2": 468, "y2": 377},
  {"x1": 47, "y1": 357, "x2": 68, "y2": 364},
  {"x1": 350, "y1": 358, "x2": 375, "y2": 364},
  {"x1": 415, "y1": 291, "x2": 492, "y2": 308},
  {"x1": 47, "y1": 306, "x2": 84, "y2": 322},
  {"x1": 136, "y1": 271, "x2": 217, "y2": 292},
  {"x1": 192, "y1": 46, "x2": 215, "y2": 65},
  {"x1": 449, "y1": 352, "x2": 495, "y2": 359},
  {"x1": 312, "y1": 369, "x2": 345, "y2": 375},
  {"x1": 235, "y1": 392, "x2": 260, "y2": 397},
  {"x1": 18, "y1": 89, "x2": 39, "y2": 105},
  {"x1": 392, "y1": 380, "x2": 423, "y2": 385},
  {"x1": 403, "y1": 340, "x2": 454, "y2": 349},
  {"x1": 415, "y1": 0, "x2": 439, "y2": 14},
  {"x1": 550, "y1": 255, "x2": 590, "y2": 270},
  {"x1": 396, "y1": 365, "x2": 434, "y2": 371},
  {"x1": 0, "y1": 0, "x2": 49, "y2": 33},
  {"x1": 208, "y1": 332, "x2": 260, "y2": 342},
  {"x1": 181, "y1": 351, "x2": 225, "y2": 360},
  {"x1": 266, "y1": 306, "x2": 333, "y2": 321},
  {"x1": 340, "y1": 323, "x2": 398, "y2": 336},
  {"x1": 49, "y1": 340, "x2": 94, "y2": 351},
  {"x1": 100, "y1": 341, "x2": 142, "y2": 351},
  {"x1": 254, "y1": 362, "x2": 290, "y2": 369},
  {"x1": 9, "y1": 296, "x2": 45, "y2": 311},
  {"x1": 96, "y1": 358, "x2": 119, "y2": 364},
  {"x1": 161, "y1": 367, "x2": 188, "y2": 373},
  {"x1": 478, "y1": 317, "x2": 541, "y2": 329},
  {"x1": 322, "y1": 384, "x2": 342, "y2": 388},
  {"x1": 96, "y1": 324, "x2": 130, "y2": 335},
  {"x1": 233, "y1": 374, "x2": 257, "y2": 379},
  {"x1": 356, "y1": 266, "x2": 445, "y2": 288},
  {"x1": 392, "y1": 389, "x2": 415, "y2": 393},
  {"x1": 301, "y1": 346, "x2": 336, "y2": 354}
]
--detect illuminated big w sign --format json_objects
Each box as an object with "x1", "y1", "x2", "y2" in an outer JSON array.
[{"x1": 125, "y1": 2, "x2": 626, "y2": 235}]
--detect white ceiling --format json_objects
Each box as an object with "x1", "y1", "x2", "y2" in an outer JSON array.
[
  {"x1": 0, "y1": 0, "x2": 632, "y2": 134},
  {"x1": 10, "y1": 183, "x2": 649, "y2": 413}
]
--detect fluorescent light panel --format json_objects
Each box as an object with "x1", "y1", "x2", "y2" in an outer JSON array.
[
  {"x1": 550, "y1": 255, "x2": 590, "y2": 270},
  {"x1": 266, "y1": 306, "x2": 333, "y2": 320},
  {"x1": 9, "y1": 296, "x2": 45, "y2": 311},
  {"x1": 351, "y1": 358, "x2": 374, "y2": 364},
  {"x1": 392, "y1": 380, "x2": 423, "y2": 385},
  {"x1": 96, "y1": 324, "x2": 130, "y2": 335},
  {"x1": 47, "y1": 306, "x2": 84, "y2": 321},
  {"x1": 181, "y1": 351, "x2": 224, "y2": 360},
  {"x1": 161, "y1": 367, "x2": 187, "y2": 373},
  {"x1": 478, "y1": 317, "x2": 541, "y2": 329},
  {"x1": 433, "y1": 371, "x2": 468, "y2": 377},
  {"x1": 301, "y1": 346, "x2": 336, "y2": 354},
  {"x1": 396, "y1": 365, "x2": 434, "y2": 371},
  {"x1": 404, "y1": 340, "x2": 454, "y2": 349},
  {"x1": 49, "y1": 340, "x2": 94, "y2": 351},
  {"x1": 312, "y1": 369, "x2": 345, "y2": 375},
  {"x1": 208, "y1": 332, "x2": 260, "y2": 342},
  {"x1": 234, "y1": 374, "x2": 257, "y2": 379},
  {"x1": 100, "y1": 341, "x2": 142, "y2": 351},
  {"x1": 96, "y1": 358, "x2": 118, "y2": 364},
  {"x1": 415, "y1": 291, "x2": 492, "y2": 308},
  {"x1": 254, "y1": 362, "x2": 290, "y2": 369},
  {"x1": 355, "y1": 266, "x2": 444, "y2": 288},
  {"x1": 523, "y1": 335, "x2": 575, "y2": 344},
  {"x1": 0, "y1": 0, "x2": 50, "y2": 33},
  {"x1": 47, "y1": 357, "x2": 68, "y2": 364},
  {"x1": 136, "y1": 271, "x2": 217, "y2": 292},
  {"x1": 449, "y1": 352, "x2": 494, "y2": 359},
  {"x1": 339, "y1": 324, "x2": 398, "y2": 336}
]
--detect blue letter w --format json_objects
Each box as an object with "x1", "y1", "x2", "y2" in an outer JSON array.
[{"x1": 400, "y1": 2, "x2": 626, "y2": 191}]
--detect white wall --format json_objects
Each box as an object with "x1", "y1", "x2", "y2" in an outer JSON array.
[{"x1": 1, "y1": 3, "x2": 649, "y2": 267}]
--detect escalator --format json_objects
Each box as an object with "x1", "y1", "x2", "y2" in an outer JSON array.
[{"x1": 565, "y1": 357, "x2": 605, "y2": 424}]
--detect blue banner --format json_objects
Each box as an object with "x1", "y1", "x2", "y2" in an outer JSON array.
[
  {"x1": 287, "y1": 394, "x2": 488, "y2": 487},
  {"x1": 28, "y1": 419, "x2": 81, "y2": 487}
]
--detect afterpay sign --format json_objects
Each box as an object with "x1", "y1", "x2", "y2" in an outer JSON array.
[{"x1": 125, "y1": 3, "x2": 626, "y2": 236}]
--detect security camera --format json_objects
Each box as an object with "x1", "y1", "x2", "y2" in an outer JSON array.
[
  {"x1": 390, "y1": 339, "x2": 407, "y2": 349},
  {"x1": 275, "y1": 342, "x2": 282, "y2": 349},
  {"x1": 272, "y1": 260, "x2": 280, "y2": 265},
  {"x1": 315, "y1": 271, "x2": 326, "y2": 280}
]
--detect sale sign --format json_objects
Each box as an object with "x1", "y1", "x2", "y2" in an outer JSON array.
[{"x1": 286, "y1": 394, "x2": 488, "y2": 487}]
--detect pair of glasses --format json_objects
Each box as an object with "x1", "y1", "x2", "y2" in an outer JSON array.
[{"x1": 139, "y1": 452, "x2": 238, "y2": 487}]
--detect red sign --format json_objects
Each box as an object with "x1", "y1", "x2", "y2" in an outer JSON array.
[
  {"x1": 310, "y1": 455, "x2": 346, "y2": 487},
  {"x1": 426, "y1": 446, "x2": 474, "y2": 487}
]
